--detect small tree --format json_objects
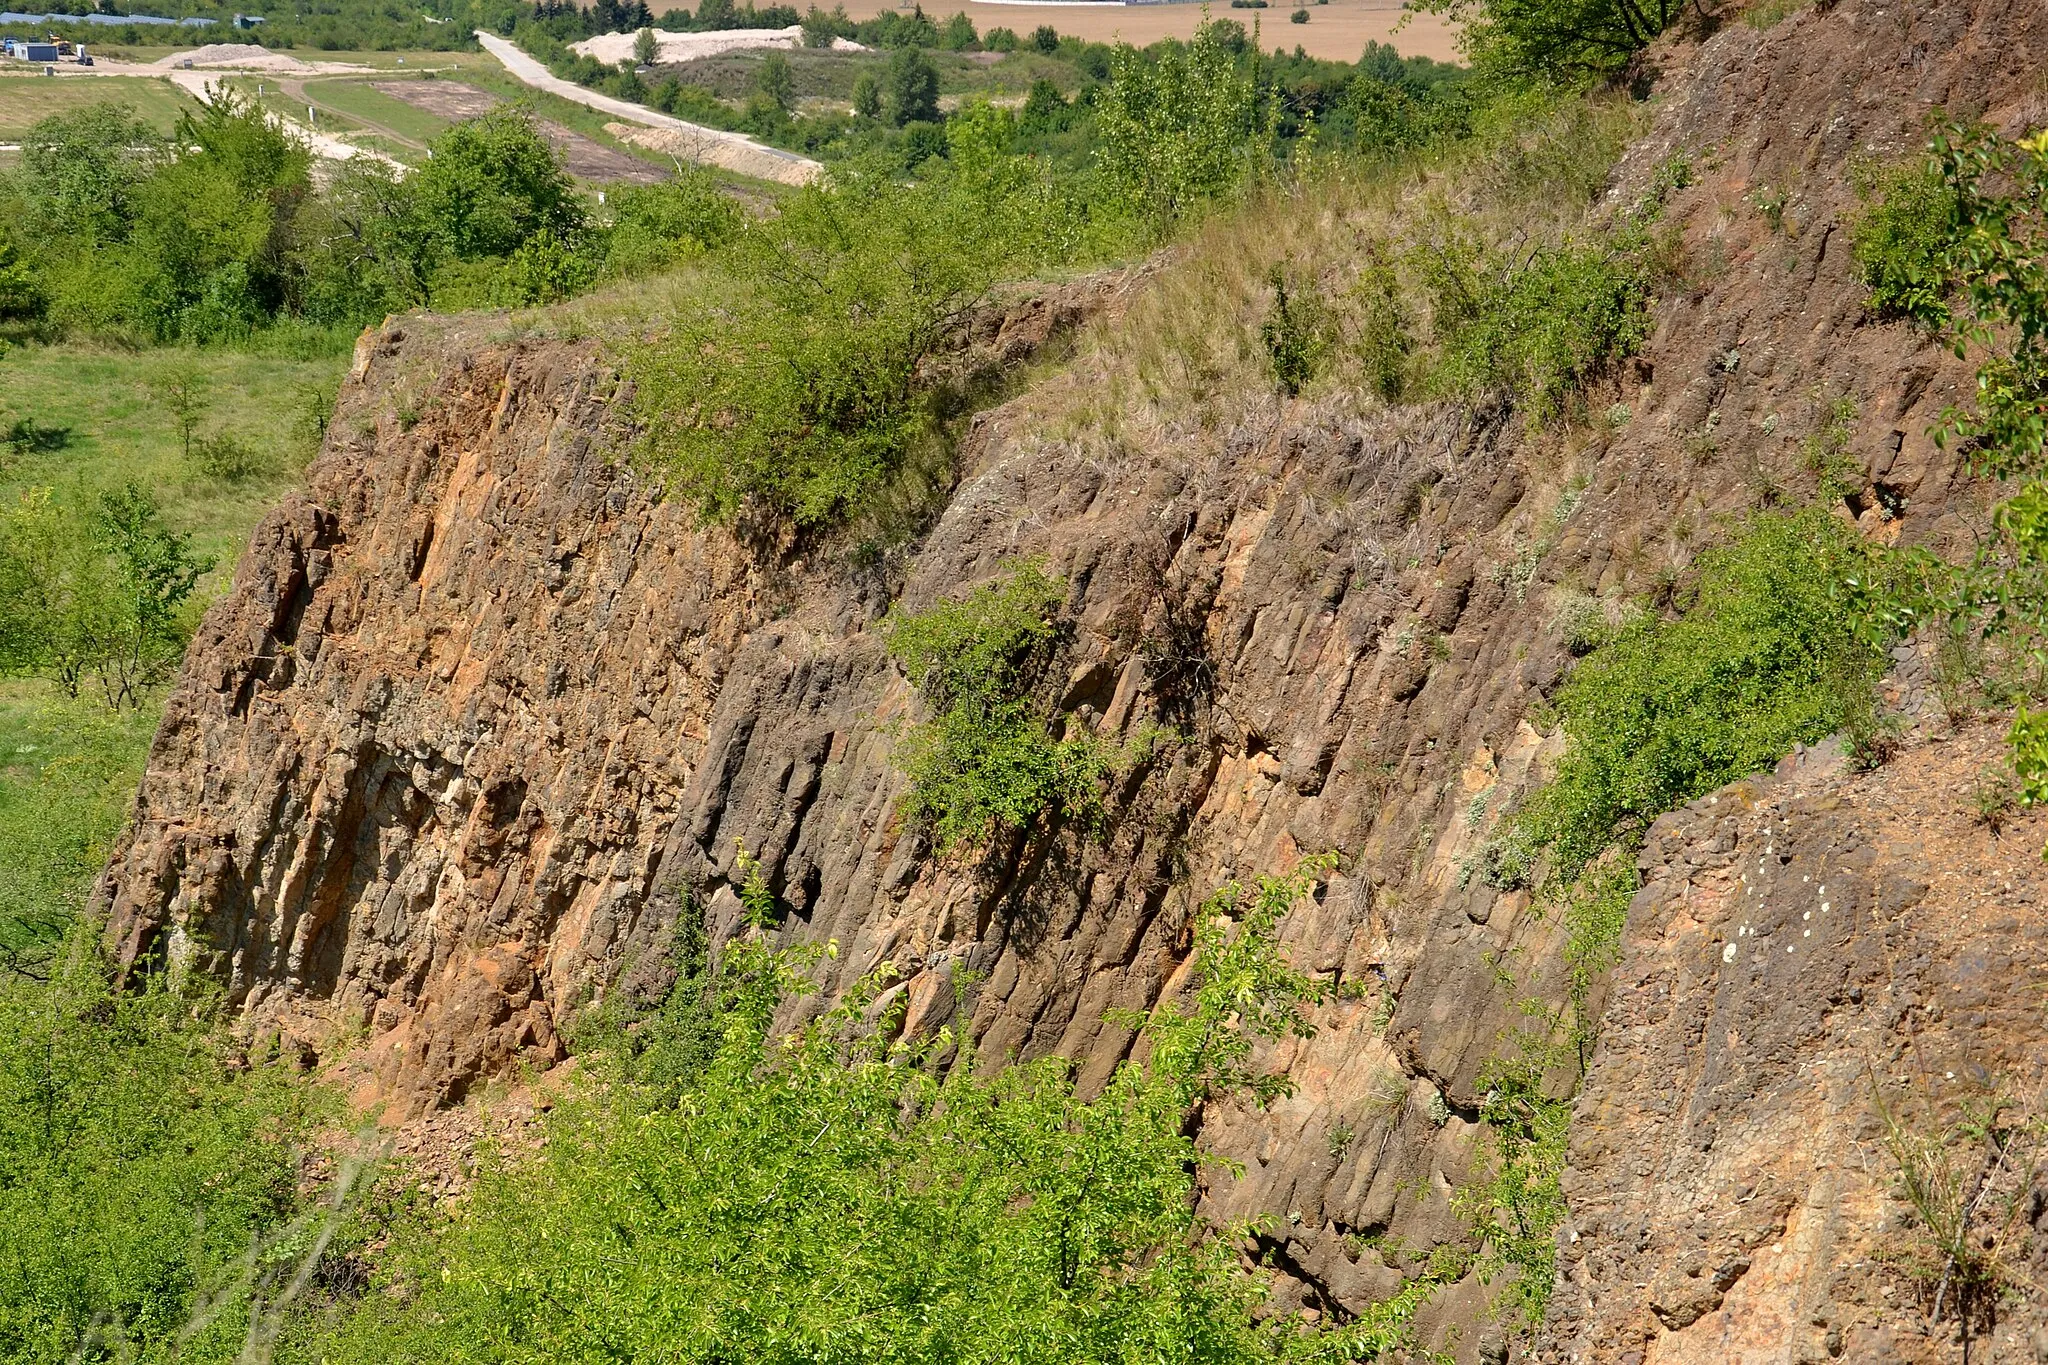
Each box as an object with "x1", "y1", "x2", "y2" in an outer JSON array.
[
  {"x1": 885, "y1": 46, "x2": 940, "y2": 127},
  {"x1": 851, "y1": 70, "x2": 882, "y2": 119},
  {"x1": 633, "y1": 25, "x2": 659, "y2": 64},
  {"x1": 755, "y1": 50, "x2": 795, "y2": 113},
  {"x1": 150, "y1": 368, "x2": 208, "y2": 461},
  {"x1": 937, "y1": 10, "x2": 976, "y2": 49},
  {"x1": 1097, "y1": 20, "x2": 1257, "y2": 224},
  {"x1": 1030, "y1": 23, "x2": 1059, "y2": 53},
  {"x1": 0, "y1": 484, "x2": 211, "y2": 708}
]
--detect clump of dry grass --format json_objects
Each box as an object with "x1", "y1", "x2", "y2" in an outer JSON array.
[
  {"x1": 1054, "y1": 90, "x2": 1649, "y2": 459},
  {"x1": 1873, "y1": 1080, "x2": 2046, "y2": 1338}
]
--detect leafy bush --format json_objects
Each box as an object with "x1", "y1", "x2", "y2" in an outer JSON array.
[
  {"x1": 1506, "y1": 509, "x2": 1895, "y2": 888},
  {"x1": 633, "y1": 162, "x2": 1068, "y2": 526},
  {"x1": 301, "y1": 860, "x2": 1441, "y2": 1365},
  {"x1": 884, "y1": 563, "x2": 1117, "y2": 851},
  {"x1": 0, "y1": 485, "x2": 212, "y2": 710},
  {"x1": 1850, "y1": 157, "x2": 1961, "y2": 325},
  {"x1": 1421, "y1": 229, "x2": 1651, "y2": 426},
  {"x1": 1347, "y1": 76, "x2": 1473, "y2": 154},
  {"x1": 1097, "y1": 20, "x2": 1257, "y2": 224},
  {"x1": 0, "y1": 942, "x2": 323, "y2": 1365},
  {"x1": 600, "y1": 171, "x2": 742, "y2": 276}
]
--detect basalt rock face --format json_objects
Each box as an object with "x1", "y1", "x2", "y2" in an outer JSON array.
[
  {"x1": 98, "y1": 0, "x2": 2048, "y2": 1359},
  {"x1": 1538, "y1": 727, "x2": 2048, "y2": 1365}
]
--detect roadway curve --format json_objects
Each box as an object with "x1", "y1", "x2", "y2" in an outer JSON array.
[{"x1": 472, "y1": 30, "x2": 821, "y2": 186}]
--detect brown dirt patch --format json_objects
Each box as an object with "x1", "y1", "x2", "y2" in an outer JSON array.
[
  {"x1": 373, "y1": 79, "x2": 668, "y2": 183},
  {"x1": 645, "y1": 0, "x2": 1463, "y2": 63},
  {"x1": 371, "y1": 78, "x2": 498, "y2": 120}
]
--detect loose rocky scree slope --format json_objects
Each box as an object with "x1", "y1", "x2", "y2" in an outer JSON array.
[{"x1": 96, "y1": 0, "x2": 2048, "y2": 1359}]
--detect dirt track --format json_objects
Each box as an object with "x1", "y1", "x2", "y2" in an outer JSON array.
[{"x1": 372, "y1": 79, "x2": 669, "y2": 183}]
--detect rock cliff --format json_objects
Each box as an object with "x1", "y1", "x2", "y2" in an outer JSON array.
[{"x1": 97, "y1": 0, "x2": 2048, "y2": 1358}]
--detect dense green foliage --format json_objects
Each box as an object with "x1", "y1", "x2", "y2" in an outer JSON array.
[
  {"x1": 0, "y1": 485, "x2": 211, "y2": 709},
  {"x1": 0, "y1": 948, "x2": 324, "y2": 1365},
  {"x1": 1421, "y1": 230, "x2": 1652, "y2": 425},
  {"x1": 884, "y1": 564, "x2": 1118, "y2": 852},
  {"x1": 2, "y1": 94, "x2": 732, "y2": 343},
  {"x1": 1851, "y1": 157, "x2": 1962, "y2": 326},
  {"x1": 1503, "y1": 509, "x2": 1893, "y2": 888},
  {"x1": 299, "y1": 860, "x2": 1436, "y2": 1364},
  {"x1": 1095, "y1": 20, "x2": 1257, "y2": 222},
  {"x1": 1412, "y1": 0, "x2": 1683, "y2": 84}
]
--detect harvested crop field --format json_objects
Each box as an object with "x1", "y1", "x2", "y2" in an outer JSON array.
[
  {"x1": 372, "y1": 79, "x2": 667, "y2": 182},
  {"x1": 649, "y1": 0, "x2": 1460, "y2": 62}
]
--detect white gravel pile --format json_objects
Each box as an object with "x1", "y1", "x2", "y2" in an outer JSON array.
[
  {"x1": 158, "y1": 43, "x2": 314, "y2": 70},
  {"x1": 571, "y1": 25, "x2": 862, "y2": 65}
]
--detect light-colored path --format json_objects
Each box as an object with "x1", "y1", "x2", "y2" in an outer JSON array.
[
  {"x1": 473, "y1": 29, "x2": 820, "y2": 186},
  {"x1": 43, "y1": 59, "x2": 405, "y2": 167},
  {"x1": 165, "y1": 67, "x2": 407, "y2": 167}
]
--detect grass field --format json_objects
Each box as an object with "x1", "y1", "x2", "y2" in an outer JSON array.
[
  {"x1": 0, "y1": 338, "x2": 348, "y2": 952},
  {"x1": 0, "y1": 72, "x2": 196, "y2": 139},
  {"x1": 0, "y1": 680, "x2": 157, "y2": 957},
  {"x1": 3, "y1": 341, "x2": 349, "y2": 576},
  {"x1": 306, "y1": 74, "x2": 454, "y2": 145}
]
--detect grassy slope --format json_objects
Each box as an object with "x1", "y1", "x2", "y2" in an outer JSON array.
[
  {"x1": 0, "y1": 341, "x2": 347, "y2": 940},
  {"x1": 0, "y1": 73, "x2": 197, "y2": 140},
  {"x1": 659, "y1": 46, "x2": 1079, "y2": 105},
  {"x1": 0, "y1": 683, "x2": 157, "y2": 953}
]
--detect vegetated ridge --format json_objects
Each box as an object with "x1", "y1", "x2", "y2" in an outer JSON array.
[{"x1": 94, "y1": 0, "x2": 2048, "y2": 1359}]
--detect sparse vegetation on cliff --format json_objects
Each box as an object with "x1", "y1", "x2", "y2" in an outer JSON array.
[
  {"x1": 885, "y1": 563, "x2": 1123, "y2": 852},
  {"x1": 1851, "y1": 126, "x2": 2048, "y2": 823},
  {"x1": 1497, "y1": 508, "x2": 1897, "y2": 890}
]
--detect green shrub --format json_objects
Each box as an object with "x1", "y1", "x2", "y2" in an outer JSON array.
[
  {"x1": 1261, "y1": 265, "x2": 1332, "y2": 397},
  {"x1": 1352, "y1": 248, "x2": 1413, "y2": 401},
  {"x1": 1850, "y1": 157, "x2": 1960, "y2": 326},
  {"x1": 633, "y1": 162, "x2": 1069, "y2": 527},
  {"x1": 884, "y1": 563, "x2": 1118, "y2": 851},
  {"x1": 1421, "y1": 230, "x2": 1651, "y2": 427},
  {"x1": 299, "y1": 861, "x2": 1442, "y2": 1365},
  {"x1": 0, "y1": 941, "x2": 324, "y2": 1365},
  {"x1": 1507, "y1": 509, "x2": 1896, "y2": 888},
  {"x1": 191, "y1": 430, "x2": 270, "y2": 483},
  {"x1": 601, "y1": 172, "x2": 742, "y2": 276}
]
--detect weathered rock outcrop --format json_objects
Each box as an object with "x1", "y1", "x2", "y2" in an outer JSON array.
[
  {"x1": 96, "y1": 0, "x2": 2048, "y2": 1358},
  {"x1": 1541, "y1": 726, "x2": 2048, "y2": 1365}
]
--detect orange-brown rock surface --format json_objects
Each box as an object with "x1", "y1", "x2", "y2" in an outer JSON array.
[{"x1": 95, "y1": 0, "x2": 2048, "y2": 1359}]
